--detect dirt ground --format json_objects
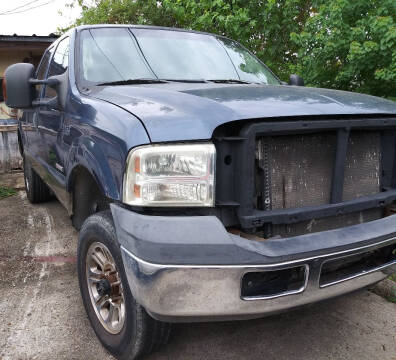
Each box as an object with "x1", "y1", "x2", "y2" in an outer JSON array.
[{"x1": 1, "y1": 190, "x2": 396, "y2": 360}]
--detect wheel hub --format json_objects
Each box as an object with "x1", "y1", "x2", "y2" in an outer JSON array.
[
  {"x1": 96, "y1": 278, "x2": 111, "y2": 297},
  {"x1": 86, "y1": 242, "x2": 125, "y2": 334}
]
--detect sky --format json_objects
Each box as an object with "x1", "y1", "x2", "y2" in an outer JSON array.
[{"x1": 0, "y1": 0, "x2": 82, "y2": 36}]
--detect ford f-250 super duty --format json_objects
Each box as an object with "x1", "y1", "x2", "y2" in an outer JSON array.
[{"x1": 3, "y1": 25, "x2": 396, "y2": 359}]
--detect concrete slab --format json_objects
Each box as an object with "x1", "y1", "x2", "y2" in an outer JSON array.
[
  {"x1": 0, "y1": 192, "x2": 395, "y2": 360},
  {"x1": 0, "y1": 171, "x2": 24, "y2": 190}
]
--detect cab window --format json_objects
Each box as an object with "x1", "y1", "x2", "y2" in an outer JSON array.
[
  {"x1": 44, "y1": 37, "x2": 69, "y2": 98},
  {"x1": 35, "y1": 47, "x2": 53, "y2": 97}
]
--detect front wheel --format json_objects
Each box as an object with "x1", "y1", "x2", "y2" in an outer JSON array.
[{"x1": 77, "y1": 211, "x2": 171, "y2": 359}]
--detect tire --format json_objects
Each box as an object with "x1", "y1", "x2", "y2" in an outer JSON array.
[
  {"x1": 23, "y1": 156, "x2": 52, "y2": 203},
  {"x1": 77, "y1": 211, "x2": 171, "y2": 359}
]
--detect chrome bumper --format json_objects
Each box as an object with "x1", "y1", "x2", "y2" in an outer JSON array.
[
  {"x1": 111, "y1": 204, "x2": 396, "y2": 322},
  {"x1": 120, "y1": 239, "x2": 396, "y2": 322}
]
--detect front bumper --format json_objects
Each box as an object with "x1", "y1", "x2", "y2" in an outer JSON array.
[{"x1": 111, "y1": 205, "x2": 396, "y2": 322}]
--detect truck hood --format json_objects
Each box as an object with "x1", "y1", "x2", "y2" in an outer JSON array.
[{"x1": 91, "y1": 83, "x2": 396, "y2": 142}]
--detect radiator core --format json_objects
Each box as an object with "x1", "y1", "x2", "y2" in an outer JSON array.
[{"x1": 255, "y1": 131, "x2": 382, "y2": 237}]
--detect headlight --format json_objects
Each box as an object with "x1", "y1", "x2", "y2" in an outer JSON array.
[{"x1": 123, "y1": 143, "x2": 216, "y2": 206}]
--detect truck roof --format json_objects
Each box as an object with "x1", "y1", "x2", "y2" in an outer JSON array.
[{"x1": 74, "y1": 24, "x2": 223, "y2": 38}]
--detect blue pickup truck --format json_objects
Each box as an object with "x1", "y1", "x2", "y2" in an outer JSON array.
[{"x1": 4, "y1": 24, "x2": 396, "y2": 359}]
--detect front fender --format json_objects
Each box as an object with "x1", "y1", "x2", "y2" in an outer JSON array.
[
  {"x1": 65, "y1": 94, "x2": 151, "y2": 202},
  {"x1": 67, "y1": 137, "x2": 118, "y2": 199}
]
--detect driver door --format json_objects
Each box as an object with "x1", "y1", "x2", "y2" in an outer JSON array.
[{"x1": 36, "y1": 37, "x2": 70, "y2": 202}]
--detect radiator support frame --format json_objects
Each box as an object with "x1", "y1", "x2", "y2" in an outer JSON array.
[{"x1": 214, "y1": 117, "x2": 396, "y2": 230}]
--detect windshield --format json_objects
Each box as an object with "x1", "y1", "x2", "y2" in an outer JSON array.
[{"x1": 78, "y1": 27, "x2": 280, "y2": 86}]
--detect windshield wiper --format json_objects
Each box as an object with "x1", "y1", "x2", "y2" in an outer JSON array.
[
  {"x1": 161, "y1": 79, "x2": 208, "y2": 83},
  {"x1": 97, "y1": 78, "x2": 257, "y2": 86},
  {"x1": 97, "y1": 78, "x2": 167, "y2": 86},
  {"x1": 207, "y1": 79, "x2": 256, "y2": 84},
  {"x1": 161, "y1": 79, "x2": 257, "y2": 84}
]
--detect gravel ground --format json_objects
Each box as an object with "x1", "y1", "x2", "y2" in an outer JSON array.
[{"x1": 1, "y1": 191, "x2": 396, "y2": 360}]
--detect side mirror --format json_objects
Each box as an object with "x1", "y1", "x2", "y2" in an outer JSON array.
[
  {"x1": 4, "y1": 63, "x2": 66, "y2": 110},
  {"x1": 4, "y1": 63, "x2": 36, "y2": 108},
  {"x1": 46, "y1": 71, "x2": 68, "y2": 110},
  {"x1": 289, "y1": 74, "x2": 305, "y2": 86},
  {"x1": 32, "y1": 73, "x2": 68, "y2": 110}
]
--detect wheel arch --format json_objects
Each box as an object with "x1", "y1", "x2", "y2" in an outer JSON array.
[
  {"x1": 67, "y1": 164, "x2": 112, "y2": 229},
  {"x1": 68, "y1": 164, "x2": 104, "y2": 201}
]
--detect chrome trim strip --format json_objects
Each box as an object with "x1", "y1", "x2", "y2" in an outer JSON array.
[
  {"x1": 320, "y1": 259, "x2": 396, "y2": 288},
  {"x1": 120, "y1": 236, "x2": 396, "y2": 269},
  {"x1": 55, "y1": 163, "x2": 64, "y2": 173}
]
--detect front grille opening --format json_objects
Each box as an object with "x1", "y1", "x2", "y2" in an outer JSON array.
[
  {"x1": 253, "y1": 130, "x2": 382, "y2": 238},
  {"x1": 255, "y1": 131, "x2": 381, "y2": 211},
  {"x1": 256, "y1": 132, "x2": 336, "y2": 210},
  {"x1": 319, "y1": 243, "x2": 396, "y2": 288},
  {"x1": 241, "y1": 266, "x2": 307, "y2": 299}
]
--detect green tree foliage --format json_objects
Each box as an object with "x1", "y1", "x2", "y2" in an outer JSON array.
[
  {"x1": 291, "y1": 0, "x2": 396, "y2": 97},
  {"x1": 67, "y1": 0, "x2": 396, "y2": 97}
]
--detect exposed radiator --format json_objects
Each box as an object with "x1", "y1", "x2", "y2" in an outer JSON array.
[{"x1": 255, "y1": 131, "x2": 382, "y2": 237}]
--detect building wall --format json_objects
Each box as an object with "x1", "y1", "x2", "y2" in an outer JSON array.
[{"x1": 0, "y1": 49, "x2": 44, "y2": 77}]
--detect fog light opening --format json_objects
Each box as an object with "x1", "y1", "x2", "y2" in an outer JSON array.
[{"x1": 241, "y1": 265, "x2": 308, "y2": 300}]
